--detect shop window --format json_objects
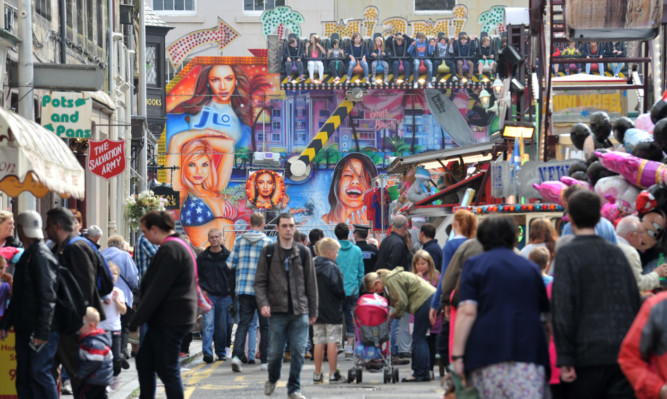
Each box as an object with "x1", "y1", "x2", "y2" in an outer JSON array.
[
  {"x1": 244, "y1": 0, "x2": 285, "y2": 12},
  {"x1": 153, "y1": 0, "x2": 195, "y2": 11},
  {"x1": 415, "y1": 0, "x2": 455, "y2": 12}
]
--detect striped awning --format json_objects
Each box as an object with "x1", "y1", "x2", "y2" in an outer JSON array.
[{"x1": 0, "y1": 107, "x2": 85, "y2": 198}]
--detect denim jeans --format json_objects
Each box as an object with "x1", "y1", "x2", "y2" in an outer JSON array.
[
  {"x1": 610, "y1": 62, "x2": 625, "y2": 76},
  {"x1": 391, "y1": 311, "x2": 412, "y2": 355},
  {"x1": 15, "y1": 330, "x2": 60, "y2": 399},
  {"x1": 248, "y1": 311, "x2": 259, "y2": 359},
  {"x1": 136, "y1": 323, "x2": 191, "y2": 399},
  {"x1": 107, "y1": 330, "x2": 121, "y2": 375},
  {"x1": 267, "y1": 313, "x2": 309, "y2": 394},
  {"x1": 586, "y1": 62, "x2": 605, "y2": 75},
  {"x1": 202, "y1": 294, "x2": 232, "y2": 358},
  {"x1": 392, "y1": 60, "x2": 411, "y2": 81},
  {"x1": 411, "y1": 295, "x2": 433, "y2": 379},
  {"x1": 233, "y1": 295, "x2": 269, "y2": 363},
  {"x1": 346, "y1": 59, "x2": 369, "y2": 80},
  {"x1": 343, "y1": 295, "x2": 357, "y2": 338},
  {"x1": 413, "y1": 58, "x2": 433, "y2": 84}
]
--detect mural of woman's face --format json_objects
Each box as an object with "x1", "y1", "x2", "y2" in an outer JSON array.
[
  {"x1": 185, "y1": 155, "x2": 211, "y2": 186},
  {"x1": 257, "y1": 173, "x2": 275, "y2": 198},
  {"x1": 208, "y1": 65, "x2": 236, "y2": 104},
  {"x1": 339, "y1": 159, "x2": 369, "y2": 209}
]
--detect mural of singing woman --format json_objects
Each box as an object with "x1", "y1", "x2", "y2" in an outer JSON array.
[
  {"x1": 178, "y1": 139, "x2": 236, "y2": 248},
  {"x1": 322, "y1": 153, "x2": 378, "y2": 225}
]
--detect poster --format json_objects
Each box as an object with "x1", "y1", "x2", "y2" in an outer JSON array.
[{"x1": 0, "y1": 330, "x2": 17, "y2": 398}]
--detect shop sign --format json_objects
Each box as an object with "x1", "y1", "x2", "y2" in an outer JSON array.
[
  {"x1": 88, "y1": 139, "x2": 125, "y2": 180},
  {"x1": 0, "y1": 329, "x2": 17, "y2": 398},
  {"x1": 41, "y1": 92, "x2": 93, "y2": 138}
]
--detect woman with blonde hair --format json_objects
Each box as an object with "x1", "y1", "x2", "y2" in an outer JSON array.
[
  {"x1": 369, "y1": 35, "x2": 389, "y2": 84},
  {"x1": 520, "y1": 217, "x2": 559, "y2": 261},
  {"x1": 363, "y1": 266, "x2": 436, "y2": 382},
  {"x1": 0, "y1": 211, "x2": 19, "y2": 248},
  {"x1": 411, "y1": 250, "x2": 442, "y2": 377}
]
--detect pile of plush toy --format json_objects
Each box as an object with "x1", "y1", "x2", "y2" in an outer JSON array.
[{"x1": 533, "y1": 93, "x2": 667, "y2": 269}]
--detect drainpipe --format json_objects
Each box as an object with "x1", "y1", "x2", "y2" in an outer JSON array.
[
  {"x1": 17, "y1": 0, "x2": 35, "y2": 210},
  {"x1": 137, "y1": 1, "x2": 147, "y2": 192},
  {"x1": 59, "y1": 0, "x2": 66, "y2": 63},
  {"x1": 107, "y1": 0, "x2": 117, "y2": 234}
]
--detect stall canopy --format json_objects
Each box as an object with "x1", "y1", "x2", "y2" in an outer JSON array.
[
  {"x1": 386, "y1": 141, "x2": 505, "y2": 175},
  {"x1": 0, "y1": 107, "x2": 85, "y2": 198}
]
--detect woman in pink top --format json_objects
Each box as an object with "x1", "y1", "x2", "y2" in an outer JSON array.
[{"x1": 305, "y1": 34, "x2": 326, "y2": 84}]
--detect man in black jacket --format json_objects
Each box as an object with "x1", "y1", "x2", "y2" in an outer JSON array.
[
  {"x1": 353, "y1": 224, "x2": 377, "y2": 275},
  {"x1": 552, "y1": 190, "x2": 640, "y2": 397},
  {"x1": 45, "y1": 206, "x2": 103, "y2": 393},
  {"x1": 419, "y1": 223, "x2": 442, "y2": 272},
  {"x1": 197, "y1": 228, "x2": 232, "y2": 363},
  {"x1": 0, "y1": 211, "x2": 59, "y2": 398},
  {"x1": 375, "y1": 214, "x2": 410, "y2": 270}
]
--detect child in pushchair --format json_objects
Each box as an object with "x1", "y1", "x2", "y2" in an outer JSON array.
[{"x1": 347, "y1": 293, "x2": 399, "y2": 384}]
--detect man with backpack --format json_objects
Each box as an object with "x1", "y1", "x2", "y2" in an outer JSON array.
[
  {"x1": 45, "y1": 206, "x2": 105, "y2": 394},
  {"x1": 0, "y1": 211, "x2": 60, "y2": 398},
  {"x1": 255, "y1": 213, "x2": 318, "y2": 399}
]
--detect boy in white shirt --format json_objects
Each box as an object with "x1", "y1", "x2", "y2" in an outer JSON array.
[{"x1": 99, "y1": 262, "x2": 127, "y2": 385}]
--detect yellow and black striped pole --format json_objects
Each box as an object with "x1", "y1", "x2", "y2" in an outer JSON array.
[{"x1": 286, "y1": 99, "x2": 355, "y2": 181}]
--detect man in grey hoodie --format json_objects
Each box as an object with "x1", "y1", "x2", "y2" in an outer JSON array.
[{"x1": 229, "y1": 213, "x2": 273, "y2": 372}]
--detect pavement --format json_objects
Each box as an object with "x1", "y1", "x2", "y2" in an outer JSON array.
[{"x1": 107, "y1": 339, "x2": 204, "y2": 399}]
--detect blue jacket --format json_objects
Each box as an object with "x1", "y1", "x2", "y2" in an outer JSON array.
[
  {"x1": 79, "y1": 328, "x2": 113, "y2": 386},
  {"x1": 336, "y1": 240, "x2": 365, "y2": 297},
  {"x1": 407, "y1": 39, "x2": 434, "y2": 58},
  {"x1": 101, "y1": 246, "x2": 139, "y2": 307}
]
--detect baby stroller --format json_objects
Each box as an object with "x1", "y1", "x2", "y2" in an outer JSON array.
[{"x1": 347, "y1": 293, "x2": 399, "y2": 384}]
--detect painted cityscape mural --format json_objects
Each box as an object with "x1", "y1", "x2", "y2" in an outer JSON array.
[{"x1": 161, "y1": 57, "x2": 497, "y2": 246}]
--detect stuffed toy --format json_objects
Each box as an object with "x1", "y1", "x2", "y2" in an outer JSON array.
[
  {"x1": 406, "y1": 167, "x2": 432, "y2": 204},
  {"x1": 532, "y1": 181, "x2": 567, "y2": 205},
  {"x1": 635, "y1": 184, "x2": 667, "y2": 216}
]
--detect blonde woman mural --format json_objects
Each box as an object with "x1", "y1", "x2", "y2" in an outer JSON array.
[
  {"x1": 177, "y1": 138, "x2": 236, "y2": 248},
  {"x1": 166, "y1": 63, "x2": 261, "y2": 248},
  {"x1": 322, "y1": 153, "x2": 378, "y2": 225}
]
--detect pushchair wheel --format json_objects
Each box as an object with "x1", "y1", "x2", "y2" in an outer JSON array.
[
  {"x1": 347, "y1": 368, "x2": 355, "y2": 383},
  {"x1": 392, "y1": 368, "x2": 399, "y2": 383},
  {"x1": 356, "y1": 368, "x2": 363, "y2": 384},
  {"x1": 383, "y1": 369, "x2": 391, "y2": 383}
]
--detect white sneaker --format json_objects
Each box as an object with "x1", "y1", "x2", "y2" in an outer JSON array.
[
  {"x1": 261, "y1": 362, "x2": 268, "y2": 371},
  {"x1": 61, "y1": 379, "x2": 73, "y2": 395},
  {"x1": 225, "y1": 347, "x2": 232, "y2": 359},
  {"x1": 427, "y1": 83, "x2": 433, "y2": 88},
  {"x1": 287, "y1": 392, "x2": 307, "y2": 399},
  {"x1": 264, "y1": 381, "x2": 276, "y2": 396},
  {"x1": 231, "y1": 356, "x2": 243, "y2": 373},
  {"x1": 413, "y1": 82, "x2": 419, "y2": 89},
  {"x1": 313, "y1": 371, "x2": 323, "y2": 383}
]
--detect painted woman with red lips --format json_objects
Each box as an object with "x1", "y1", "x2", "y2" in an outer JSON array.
[{"x1": 322, "y1": 153, "x2": 378, "y2": 225}]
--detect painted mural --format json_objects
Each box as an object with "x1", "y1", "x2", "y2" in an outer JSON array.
[{"x1": 161, "y1": 56, "x2": 499, "y2": 245}]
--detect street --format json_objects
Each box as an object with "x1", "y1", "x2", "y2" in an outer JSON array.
[{"x1": 150, "y1": 356, "x2": 445, "y2": 399}]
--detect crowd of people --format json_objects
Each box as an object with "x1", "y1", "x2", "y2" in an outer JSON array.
[
  {"x1": 283, "y1": 31, "x2": 503, "y2": 87},
  {"x1": 4, "y1": 188, "x2": 667, "y2": 399},
  {"x1": 552, "y1": 40, "x2": 628, "y2": 77}
]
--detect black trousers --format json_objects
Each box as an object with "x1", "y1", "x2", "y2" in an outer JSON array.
[{"x1": 562, "y1": 364, "x2": 634, "y2": 399}]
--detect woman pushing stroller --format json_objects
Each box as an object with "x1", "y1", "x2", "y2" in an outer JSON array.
[{"x1": 363, "y1": 264, "x2": 436, "y2": 382}]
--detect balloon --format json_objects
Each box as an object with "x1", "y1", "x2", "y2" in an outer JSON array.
[
  {"x1": 601, "y1": 201, "x2": 623, "y2": 224},
  {"x1": 635, "y1": 184, "x2": 667, "y2": 216},
  {"x1": 634, "y1": 112, "x2": 654, "y2": 133},
  {"x1": 594, "y1": 151, "x2": 667, "y2": 189},
  {"x1": 532, "y1": 181, "x2": 567, "y2": 205},
  {"x1": 595, "y1": 176, "x2": 633, "y2": 205},
  {"x1": 560, "y1": 175, "x2": 592, "y2": 190}
]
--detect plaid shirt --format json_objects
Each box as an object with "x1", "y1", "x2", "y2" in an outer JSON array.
[
  {"x1": 229, "y1": 231, "x2": 273, "y2": 296},
  {"x1": 135, "y1": 234, "x2": 158, "y2": 278}
]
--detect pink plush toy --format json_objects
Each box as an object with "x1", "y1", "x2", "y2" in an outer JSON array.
[
  {"x1": 532, "y1": 181, "x2": 567, "y2": 205},
  {"x1": 560, "y1": 176, "x2": 592, "y2": 191},
  {"x1": 601, "y1": 201, "x2": 623, "y2": 224},
  {"x1": 594, "y1": 151, "x2": 667, "y2": 189}
]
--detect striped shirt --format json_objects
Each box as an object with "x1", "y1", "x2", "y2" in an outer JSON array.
[
  {"x1": 229, "y1": 231, "x2": 273, "y2": 296},
  {"x1": 135, "y1": 234, "x2": 158, "y2": 278}
]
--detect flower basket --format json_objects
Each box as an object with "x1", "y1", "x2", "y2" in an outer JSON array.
[{"x1": 124, "y1": 190, "x2": 167, "y2": 230}]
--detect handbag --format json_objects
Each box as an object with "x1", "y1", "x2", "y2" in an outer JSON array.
[
  {"x1": 448, "y1": 364, "x2": 480, "y2": 399},
  {"x1": 163, "y1": 236, "x2": 213, "y2": 314}
]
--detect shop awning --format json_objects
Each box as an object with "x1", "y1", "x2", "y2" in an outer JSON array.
[{"x1": 0, "y1": 107, "x2": 85, "y2": 198}]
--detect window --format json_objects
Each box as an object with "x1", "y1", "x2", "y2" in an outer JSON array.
[
  {"x1": 244, "y1": 0, "x2": 285, "y2": 12},
  {"x1": 318, "y1": 109, "x2": 329, "y2": 117},
  {"x1": 36, "y1": 0, "x2": 51, "y2": 19},
  {"x1": 271, "y1": 121, "x2": 280, "y2": 130},
  {"x1": 415, "y1": 0, "x2": 455, "y2": 12},
  {"x1": 257, "y1": 133, "x2": 265, "y2": 141},
  {"x1": 296, "y1": 133, "x2": 306, "y2": 142},
  {"x1": 271, "y1": 133, "x2": 281, "y2": 142},
  {"x1": 272, "y1": 109, "x2": 281, "y2": 117},
  {"x1": 146, "y1": 45, "x2": 158, "y2": 86},
  {"x1": 153, "y1": 0, "x2": 194, "y2": 11}
]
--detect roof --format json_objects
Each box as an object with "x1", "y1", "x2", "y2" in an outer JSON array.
[
  {"x1": 144, "y1": 3, "x2": 169, "y2": 28},
  {"x1": 386, "y1": 141, "x2": 505, "y2": 175}
]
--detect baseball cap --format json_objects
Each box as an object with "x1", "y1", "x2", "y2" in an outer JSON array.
[{"x1": 16, "y1": 211, "x2": 44, "y2": 239}]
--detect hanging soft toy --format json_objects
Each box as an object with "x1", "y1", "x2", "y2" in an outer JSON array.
[
  {"x1": 532, "y1": 180, "x2": 567, "y2": 205},
  {"x1": 406, "y1": 167, "x2": 432, "y2": 203},
  {"x1": 635, "y1": 184, "x2": 667, "y2": 216}
]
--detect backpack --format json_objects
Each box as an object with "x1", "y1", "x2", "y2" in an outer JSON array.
[
  {"x1": 264, "y1": 243, "x2": 309, "y2": 269},
  {"x1": 68, "y1": 236, "x2": 114, "y2": 297},
  {"x1": 55, "y1": 265, "x2": 88, "y2": 334}
]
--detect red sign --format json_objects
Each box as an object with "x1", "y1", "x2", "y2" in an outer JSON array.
[{"x1": 88, "y1": 139, "x2": 125, "y2": 180}]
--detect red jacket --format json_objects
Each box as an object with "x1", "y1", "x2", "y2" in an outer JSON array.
[{"x1": 618, "y1": 291, "x2": 667, "y2": 399}]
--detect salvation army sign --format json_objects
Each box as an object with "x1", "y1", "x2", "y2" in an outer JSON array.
[{"x1": 88, "y1": 139, "x2": 125, "y2": 180}]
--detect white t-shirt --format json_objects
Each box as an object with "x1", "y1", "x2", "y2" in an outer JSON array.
[{"x1": 99, "y1": 287, "x2": 125, "y2": 332}]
